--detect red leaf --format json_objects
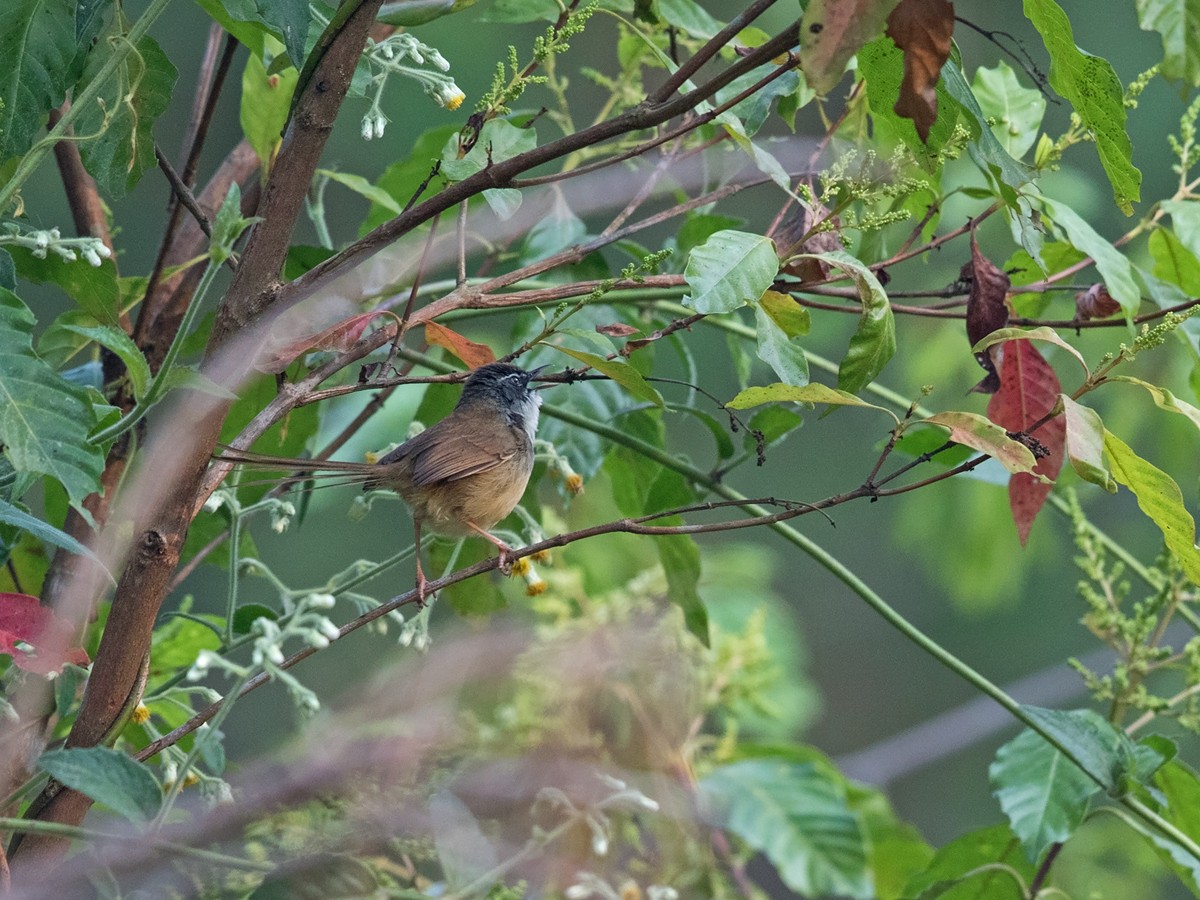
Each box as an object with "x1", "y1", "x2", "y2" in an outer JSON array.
[
  {"x1": 425, "y1": 321, "x2": 497, "y2": 369},
  {"x1": 257, "y1": 312, "x2": 381, "y2": 373},
  {"x1": 986, "y1": 341, "x2": 1065, "y2": 544},
  {"x1": 0, "y1": 593, "x2": 90, "y2": 675},
  {"x1": 886, "y1": 0, "x2": 955, "y2": 142}
]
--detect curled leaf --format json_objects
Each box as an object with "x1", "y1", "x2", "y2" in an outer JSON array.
[
  {"x1": 921, "y1": 411, "x2": 1038, "y2": 474},
  {"x1": 1074, "y1": 283, "x2": 1121, "y2": 321},
  {"x1": 425, "y1": 321, "x2": 497, "y2": 369},
  {"x1": 886, "y1": 0, "x2": 955, "y2": 142},
  {"x1": 771, "y1": 201, "x2": 843, "y2": 282},
  {"x1": 963, "y1": 232, "x2": 1011, "y2": 393},
  {"x1": 596, "y1": 322, "x2": 640, "y2": 337}
]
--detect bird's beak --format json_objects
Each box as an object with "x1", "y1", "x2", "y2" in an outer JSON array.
[{"x1": 527, "y1": 364, "x2": 554, "y2": 389}]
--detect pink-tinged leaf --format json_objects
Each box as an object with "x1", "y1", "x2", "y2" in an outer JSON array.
[
  {"x1": 1060, "y1": 395, "x2": 1117, "y2": 493},
  {"x1": 986, "y1": 341, "x2": 1066, "y2": 544},
  {"x1": 0, "y1": 592, "x2": 90, "y2": 675},
  {"x1": 800, "y1": 0, "x2": 903, "y2": 94},
  {"x1": 425, "y1": 321, "x2": 497, "y2": 369},
  {"x1": 921, "y1": 411, "x2": 1038, "y2": 474},
  {"x1": 595, "y1": 322, "x2": 640, "y2": 337},
  {"x1": 257, "y1": 312, "x2": 381, "y2": 373}
]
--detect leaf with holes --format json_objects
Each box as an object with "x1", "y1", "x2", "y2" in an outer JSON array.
[
  {"x1": 986, "y1": 340, "x2": 1065, "y2": 544},
  {"x1": 799, "y1": 0, "x2": 903, "y2": 94}
]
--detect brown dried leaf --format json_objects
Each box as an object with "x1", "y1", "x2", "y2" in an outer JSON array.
[
  {"x1": 800, "y1": 0, "x2": 904, "y2": 94},
  {"x1": 1074, "y1": 283, "x2": 1121, "y2": 321},
  {"x1": 596, "y1": 322, "x2": 640, "y2": 337},
  {"x1": 964, "y1": 231, "x2": 1010, "y2": 393},
  {"x1": 986, "y1": 340, "x2": 1065, "y2": 545},
  {"x1": 886, "y1": 0, "x2": 955, "y2": 142},
  {"x1": 425, "y1": 321, "x2": 497, "y2": 369},
  {"x1": 772, "y1": 202, "x2": 843, "y2": 283}
]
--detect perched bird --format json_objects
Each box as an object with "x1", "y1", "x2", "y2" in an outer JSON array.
[{"x1": 216, "y1": 362, "x2": 546, "y2": 602}]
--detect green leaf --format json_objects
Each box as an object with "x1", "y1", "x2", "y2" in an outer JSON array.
[
  {"x1": 253, "y1": 0, "x2": 309, "y2": 68},
  {"x1": 483, "y1": 186, "x2": 522, "y2": 220},
  {"x1": 363, "y1": 125, "x2": 460, "y2": 232},
  {"x1": 1112, "y1": 375, "x2": 1200, "y2": 434},
  {"x1": 940, "y1": 55, "x2": 1036, "y2": 191},
  {"x1": 747, "y1": 405, "x2": 804, "y2": 454},
  {"x1": 9, "y1": 245, "x2": 120, "y2": 325},
  {"x1": 1021, "y1": 706, "x2": 1134, "y2": 791},
  {"x1": 682, "y1": 230, "x2": 778, "y2": 314},
  {"x1": 701, "y1": 758, "x2": 872, "y2": 898},
  {"x1": 728, "y1": 382, "x2": 899, "y2": 423},
  {"x1": 1160, "y1": 199, "x2": 1200, "y2": 263},
  {"x1": 319, "y1": 169, "x2": 401, "y2": 215},
  {"x1": 754, "y1": 291, "x2": 810, "y2": 386},
  {"x1": 0, "y1": 497, "x2": 111, "y2": 576},
  {"x1": 971, "y1": 61, "x2": 1046, "y2": 158},
  {"x1": 211, "y1": 183, "x2": 258, "y2": 264},
  {"x1": 990, "y1": 712, "x2": 1106, "y2": 862},
  {"x1": 241, "y1": 40, "x2": 298, "y2": 167},
  {"x1": 1059, "y1": 395, "x2": 1117, "y2": 493},
  {"x1": 1039, "y1": 197, "x2": 1141, "y2": 313},
  {"x1": 0, "y1": 0, "x2": 81, "y2": 160},
  {"x1": 551, "y1": 347, "x2": 664, "y2": 408},
  {"x1": 0, "y1": 289, "x2": 104, "y2": 512},
  {"x1": 232, "y1": 602, "x2": 279, "y2": 635},
  {"x1": 440, "y1": 119, "x2": 536, "y2": 180},
  {"x1": 1135, "y1": 0, "x2": 1200, "y2": 86},
  {"x1": 645, "y1": 465, "x2": 708, "y2": 645},
  {"x1": 75, "y1": 34, "x2": 178, "y2": 197},
  {"x1": 1149, "y1": 226, "x2": 1200, "y2": 296},
  {"x1": 919, "y1": 411, "x2": 1038, "y2": 475},
  {"x1": 1145, "y1": 761, "x2": 1200, "y2": 888},
  {"x1": 38, "y1": 747, "x2": 162, "y2": 823},
  {"x1": 0, "y1": 249, "x2": 14, "y2": 291},
  {"x1": 794, "y1": 251, "x2": 894, "y2": 393},
  {"x1": 902, "y1": 823, "x2": 1033, "y2": 899},
  {"x1": 378, "y1": 0, "x2": 477, "y2": 27},
  {"x1": 194, "y1": 0, "x2": 270, "y2": 55},
  {"x1": 1104, "y1": 428, "x2": 1200, "y2": 585},
  {"x1": 657, "y1": 0, "x2": 723, "y2": 38},
  {"x1": 672, "y1": 405, "x2": 735, "y2": 460},
  {"x1": 972, "y1": 324, "x2": 1090, "y2": 376},
  {"x1": 56, "y1": 322, "x2": 151, "y2": 400},
  {"x1": 1024, "y1": 0, "x2": 1142, "y2": 213}
]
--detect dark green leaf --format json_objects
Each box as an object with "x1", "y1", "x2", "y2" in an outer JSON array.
[
  {"x1": 254, "y1": 0, "x2": 309, "y2": 68},
  {"x1": 1020, "y1": 706, "x2": 1133, "y2": 791},
  {"x1": 1025, "y1": 0, "x2": 1141, "y2": 213},
  {"x1": 0, "y1": 250, "x2": 13, "y2": 291},
  {"x1": 10, "y1": 245, "x2": 120, "y2": 325},
  {"x1": 0, "y1": 0, "x2": 80, "y2": 159},
  {"x1": 38, "y1": 747, "x2": 162, "y2": 823},
  {"x1": 1149, "y1": 227, "x2": 1200, "y2": 296},
  {"x1": 0, "y1": 497, "x2": 110, "y2": 576},
  {"x1": 657, "y1": 0, "x2": 722, "y2": 39},
  {"x1": 746, "y1": 405, "x2": 804, "y2": 455},
  {"x1": 902, "y1": 823, "x2": 1032, "y2": 899},
  {"x1": 1040, "y1": 197, "x2": 1140, "y2": 313},
  {"x1": 0, "y1": 289, "x2": 104, "y2": 512},
  {"x1": 701, "y1": 758, "x2": 872, "y2": 898},
  {"x1": 56, "y1": 322, "x2": 151, "y2": 399},
  {"x1": 76, "y1": 0, "x2": 112, "y2": 43},
  {"x1": 233, "y1": 603, "x2": 279, "y2": 635},
  {"x1": 682, "y1": 230, "x2": 778, "y2": 314},
  {"x1": 75, "y1": 34, "x2": 178, "y2": 197},
  {"x1": 646, "y1": 465, "x2": 707, "y2": 646}
]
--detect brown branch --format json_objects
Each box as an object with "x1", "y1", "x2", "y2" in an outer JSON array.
[
  {"x1": 48, "y1": 102, "x2": 113, "y2": 255},
  {"x1": 155, "y1": 145, "x2": 213, "y2": 239}
]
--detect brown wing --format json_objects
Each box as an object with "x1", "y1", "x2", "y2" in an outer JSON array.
[{"x1": 378, "y1": 418, "x2": 521, "y2": 486}]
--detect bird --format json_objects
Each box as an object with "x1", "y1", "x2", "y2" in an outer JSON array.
[{"x1": 215, "y1": 362, "x2": 546, "y2": 603}]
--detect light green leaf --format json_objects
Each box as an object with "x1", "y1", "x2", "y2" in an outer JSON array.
[
  {"x1": 657, "y1": 0, "x2": 722, "y2": 39},
  {"x1": 1103, "y1": 429, "x2": 1200, "y2": 585},
  {"x1": 55, "y1": 322, "x2": 151, "y2": 400},
  {"x1": 241, "y1": 40, "x2": 298, "y2": 167},
  {"x1": 1135, "y1": 0, "x2": 1200, "y2": 86},
  {"x1": 902, "y1": 823, "x2": 1034, "y2": 898},
  {"x1": 793, "y1": 251, "x2": 894, "y2": 393},
  {"x1": 319, "y1": 169, "x2": 401, "y2": 215},
  {"x1": 754, "y1": 294, "x2": 810, "y2": 386},
  {"x1": 0, "y1": 0, "x2": 81, "y2": 160},
  {"x1": 701, "y1": 759, "x2": 872, "y2": 898},
  {"x1": 0, "y1": 289, "x2": 104, "y2": 512},
  {"x1": 682, "y1": 230, "x2": 778, "y2": 314},
  {"x1": 1149, "y1": 226, "x2": 1200, "y2": 296},
  {"x1": 1039, "y1": 197, "x2": 1141, "y2": 313},
  {"x1": 655, "y1": 522, "x2": 708, "y2": 645},
  {"x1": 1059, "y1": 395, "x2": 1117, "y2": 493},
  {"x1": 798, "y1": 0, "x2": 901, "y2": 95},
  {"x1": 990, "y1": 710, "x2": 1110, "y2": 862},
  {"x1": 940, "y1": 55, "x2": 1035, "y2": 190},
  {"x1": 551, "y1": 346, "x2": 664, "y2": 408},
  {"x1": 0, "y1": 497, "x2": 111, "y2": 577},
  {"x1": 1111, "y1": 375, "x2": 1200, "y2": 435},
  {"x1": 1160, "y1": 199, "x2": 1200, "y2": 263},
  {"x1": 728, "y1": 382, "x2": 899, "y2": 424},
  {"x1": 920, "y1": 411, "x2": 1038, "y2": 475},
  {"x1": 440, "y1": 119, "x2": 536, "y2": 181},
  {"x1": 971, "y1": 61, "x2": 1046, "y2": 158},
  {"x1": 1143, "y1": 761, "x2": 1200, "y2": 890},
  {"x1": 1024, "y1": 0, "x2": 1141, "y2": 213},
  {"x1": 38, "y1": 747, "x2": 162, "y2": 823},
  {"x1": 75, "y1": 34, "x2": 177, "y2": 197},
  {"x1": 482, "y1": 187, "x2": 522, "y2": 220},
  {"x1": 972, "y1": 325, "x2": 1090, "y2": 376},
  {"x1": 210, "y1": 183, "x2": 258, "y2": 265}
]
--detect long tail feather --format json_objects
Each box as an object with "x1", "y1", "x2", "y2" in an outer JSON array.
[{"x1": 213, "y1": 445, "x2": 379, "y2": 476}]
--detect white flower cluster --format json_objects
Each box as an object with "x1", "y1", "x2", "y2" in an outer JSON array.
[{"x1": 1, "y1": 224, "x2": 112, "y2": 266}]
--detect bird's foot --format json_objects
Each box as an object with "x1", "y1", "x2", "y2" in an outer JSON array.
[{"x1": 495, "y1": 542, "x2": 515, "y2": 575}]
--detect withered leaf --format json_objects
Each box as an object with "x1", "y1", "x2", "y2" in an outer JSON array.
[
  {"x1": 1074, "y1": 283, "x2": 1121, "y2": 321},
  {"x1": 256, "y1": 312, "x2": 380, "y2": 374},
  {"x1": 886, "y1": 0, "x2": 955, "y2": 143},
  {"x1": 596, "y1": 322, "x2": 641, "y2": 337},
  {"x1": 964, "y1": 231, "x2": 1010, "y2": 393},
  {"x1": 771, "y1": 201, "x2": 843, "y2": 283}
]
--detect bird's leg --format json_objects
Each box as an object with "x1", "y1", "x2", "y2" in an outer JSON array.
[
  {"x1": 466, "y1": 521, "x2": 515, "y2": 573},
  {"x1": 413, "y1": 519, "x2": 429, "y2": 606}
]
